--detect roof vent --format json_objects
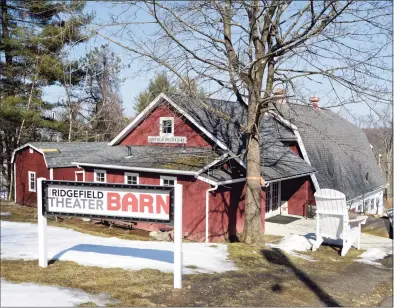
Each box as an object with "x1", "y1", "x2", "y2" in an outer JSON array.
[
  {"x1": 273, "y1": 88, "x2": 286, "y2": 104},
  {"x1": 309, "y1": 96, "x2": 320, "y2": 110}
]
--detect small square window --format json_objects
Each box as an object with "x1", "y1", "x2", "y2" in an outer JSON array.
[
  {"x1": 94, "y1": 169, "x2": 106, "y2": 183},
  {"x1": 28, "y1": 171, "x2": 36, "y2": 192},
  {"x1": 161, "y1": 176, "x2": 176, "y2": 186},
  {"x1": 125, "y1": 173, "x2": 139, "y2": 185},
  {"x1": 160, "y1": 117, "x2": 174, "y2": 136}
]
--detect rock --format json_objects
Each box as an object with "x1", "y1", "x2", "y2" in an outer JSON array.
[
  {"x1": 149, "y1": 230, "x2": 172, "y2": 241},
  {"x1": 187, "y1": 285, "x2": 191, "y2": 289},
  {"x1": 149, "y1": 231, "x2": 158, "y2": 238},
  {"x1": 156, "y1": 231, "x2": 172, "y2": 241}
]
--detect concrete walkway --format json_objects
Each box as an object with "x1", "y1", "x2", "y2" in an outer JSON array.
[{"x1": 265, "y1": 217, "x2": 393, "y2": 251}]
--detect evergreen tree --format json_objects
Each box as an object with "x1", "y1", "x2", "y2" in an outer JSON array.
[
  {"x1": 0, "y1": 0, "x2": 92, "y2": 198},
  {"x1": 81, "y1": 44, "x2": 126, "y2": 141},
  {"x1": 134, "y1": 73, "x2": 206, "y2": 114},
  {"x1": 133, "y1": 73, "x2": 174, "y2": 113}
]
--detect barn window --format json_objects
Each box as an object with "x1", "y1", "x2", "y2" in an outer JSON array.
[
  {"x1": 94, "y1": 169, "x2": 106, "y2": 183},
  {"x1": 29, "y1": 148, "x2": 33, "y2": 154},
  {"x1": 160, "y1": 117, "x2": 174, "y2": 136},
  {"x1": 125, "y1": 172, "x2": 139, "y2": 185},
  {"x1": 370, "y1": 198, "x2": 375, "y2": 210},
  {"x1": 160, "y1": 176, "x2": 177, "y2": 186},
  {"x1": 28, "y1": 171, "x2": 36, "y2": 192}
]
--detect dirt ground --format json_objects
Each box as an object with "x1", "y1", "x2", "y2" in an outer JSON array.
[{"x1": 1, "y1": 201, "x2": 393, "y2": 307}]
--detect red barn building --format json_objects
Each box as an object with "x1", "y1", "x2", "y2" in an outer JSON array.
[{"x1": 12, "y1": 92, "x2": 385, "y2": 241}]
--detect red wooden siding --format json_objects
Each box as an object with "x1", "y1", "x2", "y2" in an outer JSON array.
[
  {"x1": 15, "y1": 147, "x2": 49, "y2": 206},
  {"x1": 84, "y1": 167, "x2": 253, "y2": 242},
  {"x1": 120, "y1": 104, "x2": 213, "y2": 148},
  {"x1": 53, "y1": 167, "x2": 80, "y2": 181},
  {"x1": 283, "y1": 141, "x2": 302, "y2": 157},
  {"x1": 281, "y1": 176, "x2": 314, "y2": 216}
]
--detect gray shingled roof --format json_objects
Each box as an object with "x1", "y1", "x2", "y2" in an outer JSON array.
[
  {"x1": 276, "y1": 103, "x2": 386, "y2": 200},
  {"x1": 29, "y1": 142, "x2": 107, "y2": 168},
  {"x1": 75, "y1": 145, "x2": 219, "y2": 172},
  {"x1": 166, "y1": 93, "x2": 314, "y2": 181}
]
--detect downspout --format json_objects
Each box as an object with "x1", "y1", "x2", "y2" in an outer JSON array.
[{"x1": 205, "y1": 184, "x2": 218, "y2": 243}]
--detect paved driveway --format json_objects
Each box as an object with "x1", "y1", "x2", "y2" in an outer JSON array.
[{"x1": 265, "y1": 216, "x2": 393, "y2": 251}]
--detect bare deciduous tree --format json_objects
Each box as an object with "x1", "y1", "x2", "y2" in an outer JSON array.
[{"x1": 94, "y1": 0, "x2": 392, "y2": 243}]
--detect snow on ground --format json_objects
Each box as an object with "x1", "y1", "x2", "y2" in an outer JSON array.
[
  {"x1": 1, "y1": 278, "x2": 109, "y2": 307},
  {"x1": 0, "y1": 221, "x2": 236, "y2": 274},
  {"x1": 0, "y1": 212, "x2": 12, "y2": 216},
  {"x1": 355, "y1": 248, "x2": 391, "y2": 267},
  {"x1": 266, "y1": 234, "x2": 315, "y2": 261}
]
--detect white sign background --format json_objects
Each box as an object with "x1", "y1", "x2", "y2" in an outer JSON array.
[{"x1": 45, "y1": 184, "x2": 172, "y2": 221}]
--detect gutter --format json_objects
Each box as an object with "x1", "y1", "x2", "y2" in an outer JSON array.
[
  {"x1": 71, "y1": 162, "x2": 197, "y2": 176},
  {"x1": 346, "y1": 184, "x2": 389, "y2": 204}
]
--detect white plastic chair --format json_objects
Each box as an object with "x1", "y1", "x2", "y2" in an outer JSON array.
[{"x1": 312, "y1": 189, "x2": 368, "y2": 256}]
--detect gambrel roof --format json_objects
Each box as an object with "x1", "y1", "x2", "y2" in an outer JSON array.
[{"x1": 275, "y1": 103, "x2": 387, "y2": 200}]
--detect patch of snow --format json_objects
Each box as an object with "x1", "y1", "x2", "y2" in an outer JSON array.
[
  {"x1": 1, "y1": 221, "x2": 236, "y2": 274},
  {"x1": 1, "y1": 212, "x2": 12, "y2": 216},
  {"x1": 1, "y1": 278, "x2": 109, "y2": 307},
  {"x1": 266, "y1": 234, "x2": 315, "y2": 261},
  {"x1": 355, "y1": 248, "x2": 391, "y2": 267},
  {"x1": 0, "y1": 191, "x2": 8, "y2": 199}
]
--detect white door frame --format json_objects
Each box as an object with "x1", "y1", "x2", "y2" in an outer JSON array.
[{"x1": 265, "y1": 181, "x2": 281, "y2": 218}]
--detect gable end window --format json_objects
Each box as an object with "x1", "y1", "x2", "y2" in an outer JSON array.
[
  {"x1": 29, "y1": 148, "x2": 33, "y2": 154},
  {"x1": 125, "y1": 172, "x2": 139, "y2": 185},
  {"x1": 94, "y1": 169, "x2": 106, "y2": 183},
  {"x1": 28, "y1": 171, "x2": 36, "y2": 192},
  {"x1": 160, "y1": 176, "x2": 177, "y2": 186},
  {"x1": 160, "y1": 117, "x2": 174, "y2": 136}
]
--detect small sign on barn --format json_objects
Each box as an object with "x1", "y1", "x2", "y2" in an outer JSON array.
[{"x1": 37, "y1": 178, "x2": 183, "y2": 288}]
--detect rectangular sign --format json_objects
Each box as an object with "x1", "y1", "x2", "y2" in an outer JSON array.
[
  {"x1": 148, "y1": 136, "x2": 187, "y2": 144},
  {"x1": 41, "y1": 181, "x2": 174, "y2": 223}
]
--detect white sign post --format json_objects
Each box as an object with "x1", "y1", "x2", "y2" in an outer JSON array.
[
  {"x1": 173, "y1": 184, "x2": 183, "y2": 289},
  {"x1": 37, "y1": 177, "x2": 48, "y2": 268},
  {"x1": 37, "y1": 180, "x2": 183, "y2": 288}
]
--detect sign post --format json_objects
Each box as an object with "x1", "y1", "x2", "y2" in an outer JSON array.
[
  {"x1": 37, "y1": 177, "x2": 48, "y2": 268},
  {"x1": 173, "y1": 184, "x2": 183, "y2": 289},
  {"x1": 37, "y1": 180, "x2": 183, "y2": 288}
]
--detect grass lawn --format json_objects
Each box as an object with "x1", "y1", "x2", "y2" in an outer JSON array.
[{"x1": 1, "y1": 201, "x2": 393, "y2": 306}]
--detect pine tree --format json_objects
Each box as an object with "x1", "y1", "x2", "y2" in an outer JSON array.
[
  {"x1": 81, "y1": 44, "x2": 126, "y2": 141},
  {"x1": 0, "y1": 0, "x2": 92, "y2": 198},
  {"x1": 133, "y1": 73, "x2": 175, "y2": 113}
]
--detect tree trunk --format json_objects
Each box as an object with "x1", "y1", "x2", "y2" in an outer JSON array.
[{"x1": 243, "y1": 90, "x2": 262, "y2": 244}]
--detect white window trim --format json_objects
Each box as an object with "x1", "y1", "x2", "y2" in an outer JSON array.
[
  {"x1": 75, "y1": 170, "x2": 85, "y2": 181},
  {"x1": 29, "y1": 148, "x2": 33, "y2": 154},
  {"x1": 94, "y1": 169, "x2": 106, "y2": 183},
  {"x1": 124, "y1": 172, "x2": 139, "y2": 185},
  {"x1": 160, "y1": 175, "x2": 177, "y2": 186},
  {"x1": 28, "y1": 171, "x2": 36, "y2": 192},
  {"x1": 159, "y1": 117, "x2": 174, "y2": 137}
]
